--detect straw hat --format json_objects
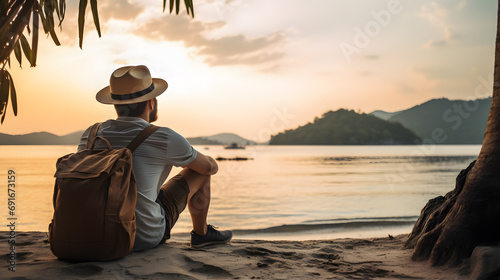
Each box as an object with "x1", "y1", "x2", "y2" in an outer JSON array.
[{"x1": 96, "y1": 65, "x2": 168, "y2": 104}]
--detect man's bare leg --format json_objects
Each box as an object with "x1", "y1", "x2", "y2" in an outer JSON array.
[{"x1": 179, "y1": 168, "x2": 211, "y2": 236}]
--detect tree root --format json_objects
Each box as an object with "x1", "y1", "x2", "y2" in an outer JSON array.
[{"x1": 405, "y1": 161, "x2": 475, "y2": 252}]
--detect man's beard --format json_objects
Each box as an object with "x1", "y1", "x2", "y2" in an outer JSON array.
[{"x1": 149, "y1": 99, "x2": 158, "y2": 122}]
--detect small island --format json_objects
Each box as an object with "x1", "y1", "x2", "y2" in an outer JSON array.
[{"x1": 270, "y1": 109, "x2": 421, "y2": 145}]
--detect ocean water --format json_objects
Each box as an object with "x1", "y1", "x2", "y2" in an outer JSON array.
[{"x1": 0, "y1": 145, "x2": 480, "y2": 240}]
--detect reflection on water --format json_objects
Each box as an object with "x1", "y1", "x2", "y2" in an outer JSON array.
[
  {"x1": 314, "y1": 155, "x2": 476, "y2": 164},
  {"x1": 0, "y1": 145, "x2": 480, "y2": 239}
]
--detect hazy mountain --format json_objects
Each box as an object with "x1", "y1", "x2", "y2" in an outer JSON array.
[
  {"x1": 0, "y1": 131, "x2": 83, "y2": 145},
  {"x1": 186, "y1": 137, "x2": 222, "y2": 145},
  {"x1": 0, "y1": 131, "x2": 252, "y2": 146},
  {"x1": 387, "y1": 97, "x2": 491, "y2": 144},
  {"x1": 4, "y1": 97, "x2": 489, "y2": 145},
  {"x1": 370, "y1": 110, "x2": 400, "y2": 121},
  {"x1": 269, "y1": 109, "x2": 421, "y2": 145},
  {"x1": 203, "y1": 133, "x2": 259, "y2": 145}
]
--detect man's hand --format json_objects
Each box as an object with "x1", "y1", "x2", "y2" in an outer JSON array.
[{"x1": 184, "y1": 152, "x2": 219, "y2": 175}]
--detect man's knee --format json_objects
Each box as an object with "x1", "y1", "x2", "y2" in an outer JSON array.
[{"x1": 180, "y1": 168, "x2": 211, "y2": 191}]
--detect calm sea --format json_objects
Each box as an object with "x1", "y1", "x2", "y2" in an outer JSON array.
[{"x1": 0, "y1": 145, "x2": 480, "y2": 240}]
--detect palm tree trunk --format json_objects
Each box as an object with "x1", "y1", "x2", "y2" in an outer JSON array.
[{"x1": 405, "y1": 0, "x2": 500, "y2": 266}]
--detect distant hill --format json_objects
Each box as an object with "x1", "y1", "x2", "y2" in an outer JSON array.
[
  {"x1": 0, "y1": 131, "x2": 251, "y2": 146},
  {"x1": 387, "y1": 97, "x2": 491, "y2": 144},
  {"x1": 269, "y1": 109, "x2": 421, "y2": 145},
  {"x1": 203, "y1": 133, "x2": 259, "y2": 145},
  {"x1": 370, "y1": 110, "x2": 400, "y2": 121},
  {"x1": 186, "y1": 137, "x2": 222, "y2": 145},
  {"x1": 0, "y1": 131, "x2": 83, "y2": 145}
]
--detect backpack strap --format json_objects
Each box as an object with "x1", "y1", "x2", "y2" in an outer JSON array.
[
  {"x1": 126, "y1": 125, "x2": 160, "y2": 152},
  {"x1": 86, "y1": 123, "x2": 102, "y2": 149}
]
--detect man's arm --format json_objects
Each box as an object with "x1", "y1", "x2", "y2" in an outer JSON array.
[{"x1": 184, "y1": 152, "x2": 219, "y2": 175}]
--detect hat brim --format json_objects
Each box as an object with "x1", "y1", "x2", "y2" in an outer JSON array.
[{"x1": 96, "y1": 78, "x2": 168, "y2": 105}]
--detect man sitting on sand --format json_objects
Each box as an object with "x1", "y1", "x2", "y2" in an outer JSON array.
[{"x1": 77, "y1": 65, "x2": 232, "y2": 250}]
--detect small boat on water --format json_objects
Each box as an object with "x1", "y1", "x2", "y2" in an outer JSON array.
[{"x1": 224, "y1": 143, "x2": 245, "y2": 149}]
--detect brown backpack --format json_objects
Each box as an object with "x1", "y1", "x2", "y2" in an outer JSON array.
[{"x1": 49, "y1": 123, "x2": 159, "y2": 261}]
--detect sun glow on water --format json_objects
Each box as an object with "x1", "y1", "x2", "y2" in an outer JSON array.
[{"x1": 0, "y1": 144, "x2": 480, "y2": 239}]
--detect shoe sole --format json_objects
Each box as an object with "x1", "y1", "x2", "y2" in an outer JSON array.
[{"x1": 190, "y1": 237, "x2": 232, "y2": 249}]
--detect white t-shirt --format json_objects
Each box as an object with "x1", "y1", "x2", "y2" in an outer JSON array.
[{"x1": 78, "y1": 117, "x2": 197, "y2": 250}]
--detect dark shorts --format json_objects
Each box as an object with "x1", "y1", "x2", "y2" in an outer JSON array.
[{"x1": 157, "y1": 174, "x2": 190, "y2": 244}]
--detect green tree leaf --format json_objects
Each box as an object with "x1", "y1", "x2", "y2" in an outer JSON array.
[
  {"x1": 0, "y1": 70, "x2": 10, "y2": 123},
  {"x1": 32, "y1": 9, "x2": 39, "y2": 67},
  {"x1": 0, "y1": 70, "x2": 6, "y2": 114},
  {"x1": 90, "y1": 0, "x2": 101, "y2": 37},
  {"x1": 0, "y1": 0, "x2": 35, "y2": 63},
  {"x1": 37, "y1": 2, "x2": 49, "y2": 33},
  {"x1": 53, "y1": 0, "x2": 62, "y2": 24},
  {"x1": 78, "y1": 0, "x2": 88, "y2": 49},
  {"x1": 20, "y1": 34, "x2": 33, "y2": 67},
  {"x1": 6, "y1": 71, "x2": 17, "y2": 116},
  {"x1": 188, "y1": 0, "x2": 194, "y2": 16},
  {"x1": 0, "y1": 0, "x2": 9, "y2": 13},
  {"x1": 39, "y1": 1, "x2": 61, "y2": 46},
  {"x1": 47, "y1": 1, "x2": 61, "y2": 46},
  {"x1": 13, "y1": 41, "x2": 22, "y2": 67},
  {"x1": 59, "y1": 0, "x2": 66, "y2": 26}
]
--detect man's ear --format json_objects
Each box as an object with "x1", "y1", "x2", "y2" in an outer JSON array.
[{"x1": 148, "y1": 99, "x2": 155, "y2": 110}]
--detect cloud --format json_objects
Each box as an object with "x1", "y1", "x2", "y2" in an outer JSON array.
[
  {"x1": 98, "y1": 1, "x2": 145, "y2": 21},
  {"x1": 204, "y1": 49, "x2": 284, "y2": 66},
  {"x1": 424, "y1": 26, "x2": 460, "y2": 49},
  {"x1": 420, "y1": 2, "x2": 448, "y2": 27},
  {"x1": 419, "y1": 2, "x2": 459, "y2": 49},
  {"x1": 50, "y1": 0, "x2": 145, "y2": 47},
  {"x1": 204, "y1": 0, "x2": 241, "y2": 19},
  {"x1": 424, "y1": 39, "x2": 447, "y2": 49},
  {"x1": 198, "y1": 33, "x2": 285, "y2": 66},
  {"x1": 133, "y1": 15, "x2": 285, "y2": 68}
]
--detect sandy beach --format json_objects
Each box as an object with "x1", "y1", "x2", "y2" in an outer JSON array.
[{"x1": 1, "y1": 231, "x2": 467, "y2": 279}]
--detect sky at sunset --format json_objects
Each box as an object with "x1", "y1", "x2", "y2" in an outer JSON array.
[{"x1": 0, "y1": 0, "x2": 497, "y2": 141}]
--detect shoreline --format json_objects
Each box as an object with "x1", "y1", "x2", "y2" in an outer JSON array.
[
  {"x1": 1, "y1": 231, "x2": 467, "y2": 279},
  {"x1": 170, "y1": 223, "x2": 416, "y2": 242}
]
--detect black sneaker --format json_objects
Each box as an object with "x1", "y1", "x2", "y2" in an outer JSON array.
[{"x1": 190, "y1": 225, "x2": 232, "y2": 248}]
